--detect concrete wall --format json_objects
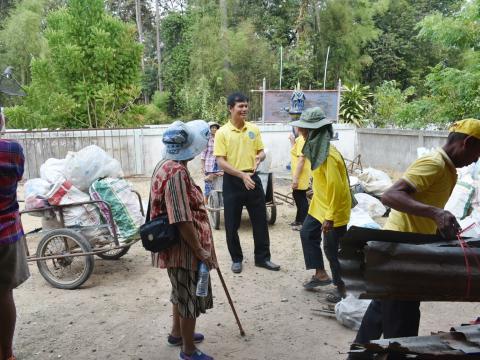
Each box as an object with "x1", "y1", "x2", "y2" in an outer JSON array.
[
  {"x1": 7, "y1": 125, "x2": 454, "y2": 179},
  {"x1": 7, "y1": 123, "x2": 357, "y2": 180},
  {"x1": 356, "y1": 128, "x2": 449, "y2": 172}
]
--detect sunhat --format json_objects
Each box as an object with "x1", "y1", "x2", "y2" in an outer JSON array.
[
  {"x1": 289, "y1": 107, "x2": 332, "y2": 129},
  {"x1": 449, "y1": 118, "x2": 480, "y2": 140},
  {"x1": 162, "y1": 120, "x2": 210, "y2": 161},
  {"x1": 208, "y1": 121, "x2": 221, "y2": 129}
]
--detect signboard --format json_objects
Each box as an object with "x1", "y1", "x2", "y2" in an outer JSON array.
[{"x1": 262, "y1": 89, "x2": 340, "y2": 123}]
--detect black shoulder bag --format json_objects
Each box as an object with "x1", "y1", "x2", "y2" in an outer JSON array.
[{"x1": 140, "y1": 162, "x2": 179, "y2": 252}]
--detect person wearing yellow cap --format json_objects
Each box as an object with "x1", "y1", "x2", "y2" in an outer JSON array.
[{"x1": 349, "y1": 118, "x2": 480, "y2": 359}]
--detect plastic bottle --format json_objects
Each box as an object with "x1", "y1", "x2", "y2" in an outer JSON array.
[{"x1": 196, "y1": 262, "x2": 209, "y2": 297}]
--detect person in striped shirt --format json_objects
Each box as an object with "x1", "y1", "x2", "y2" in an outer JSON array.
[
  {"x1": 151, "y1": 120, "x2": 218, "y2": 360},
  {"x1": 0, "y1": 111, "x2": 30, "y2": 360}
]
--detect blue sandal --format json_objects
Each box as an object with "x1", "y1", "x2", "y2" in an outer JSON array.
[
  {"x1": 168, "y1": 333, "x2": 205, "y2": 346},
  {"x1": 179, "y1": 349, "x2": 213, "y2": 360}
]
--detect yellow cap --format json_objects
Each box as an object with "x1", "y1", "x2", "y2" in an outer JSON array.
[{"x1": 449, "y1": 118, "x2": 480, "y2": 140}]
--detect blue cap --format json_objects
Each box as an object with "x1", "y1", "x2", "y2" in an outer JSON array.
[{"x1": 162, "y1": 120, "x2": 210, "y2": 161}]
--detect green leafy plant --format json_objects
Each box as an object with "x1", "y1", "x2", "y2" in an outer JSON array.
[
  {"x1": 5, "y1": 0, "x2": 142, "y2": 129},
  {"x1": 339, "y1": 84, "x2": 373, "y2": 127}
]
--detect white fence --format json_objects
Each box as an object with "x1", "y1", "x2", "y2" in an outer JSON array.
[
  {"x1": 8, "y1": 124, "x2": 448, "y2": 180},
  {"x1": 6, "y1": 124, "x2": 357, "y2": 180}
]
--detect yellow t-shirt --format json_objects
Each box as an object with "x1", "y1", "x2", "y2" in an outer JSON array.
[
  {"x1": 213, "y1": 121, "x2": 264, "y2": 171},
  {"x1": 384, "y1": 148, "x2": 457, "y2": 234},
  {"x1": 308, "y1": 145, "x2": 351, "y2": 226},
  {"x1": 290, "y1": 136, "x2": 311, "y2": 190}
]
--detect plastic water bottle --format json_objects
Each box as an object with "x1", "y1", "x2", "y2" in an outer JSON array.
[{"x1": 196, "y1": 262, "x2": 209, "y2": 297}]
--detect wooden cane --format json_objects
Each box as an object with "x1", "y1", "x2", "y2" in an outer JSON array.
[{"x1": 216, "y1": 268, "x2": 246, "y2": 336}]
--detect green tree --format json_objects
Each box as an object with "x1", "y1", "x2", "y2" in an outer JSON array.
[
  {"x1": 5, "y1": 0, "x2": 143, "y2": 129},
  {"x1": 0, "y1": 0, "x2": 48, "y2": 85},
  {"x1": 362, "y1": 0, "x2": 463, "y2": 92},
  {"x1": 370, "y1": 0, "x2": 480, "y2": 129}
]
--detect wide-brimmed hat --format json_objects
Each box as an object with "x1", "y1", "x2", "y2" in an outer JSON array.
[
  {"x1": 162, "y1": 120, "x2": 210, "y2": 161},
  {"x1": 449, "y1": 118, "x2": 480, "y2": 140},
  {"x1": 289, "y1": 107, "x2": 332, "y2": 129},
  {"x1": 208, "y1": 121, "x2": 221, "y2": 129}
]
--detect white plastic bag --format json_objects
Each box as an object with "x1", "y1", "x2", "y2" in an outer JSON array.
[
  {"x1": 24, "y1": 178, "x2": 52, "y2": 213},
  {"x1": 40, "y1": 158, "x2": 66, "y2": 184},
  {"x1": 357, "y1": 168, "x2": 392, "y2": 197},
  {"x1": 64, "y1": 145, "x2": 123, "y2": 191},
  {"x1": 354, "y1": 193, "x2": 387, "y2": 218},
  {"x1": 46, "y1": 180, "x2": 102, "y2": 228},
  {"x1": 335, "y1": 294, "x2": 371, "y2": 330},
  {"x1": 417, "y1": 147, "x2": 435, "y2": 159},
  {"x1": 459, "y1": 209, "x2": 480, "y2": 238},
  {"x1": 348, "y1": 206, "x2": 381, "y2": 230},
  {"x1": 445, "y1": 181, "x2": 475, "y2": 220},
  {"x1": 25, "y1": 178, "x2": 51, "y2": 199}
]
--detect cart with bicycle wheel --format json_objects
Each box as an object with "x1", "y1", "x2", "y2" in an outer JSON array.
[
  {"x1": 205, "y1": 172, "x2": 277, "y2": 230},
  {"x1": 20, "y1": 191, "x2": 144, "y2": 290}
]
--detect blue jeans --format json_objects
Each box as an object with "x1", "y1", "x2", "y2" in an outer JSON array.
[{"x1": 299, "y1": 214, "x2": 346, "y2": 287}]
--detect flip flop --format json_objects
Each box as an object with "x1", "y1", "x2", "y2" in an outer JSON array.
[
  {"x1": 303, "y1": 276, "x2": 332, "y2": 290},
  {"x1": 325, "y1": 288, "x2": 345, "y2": 303}
]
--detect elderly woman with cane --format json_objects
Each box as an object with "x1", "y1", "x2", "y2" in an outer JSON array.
[{"x1": 150, "y1": 120, "x2": 218, "y2": 360}]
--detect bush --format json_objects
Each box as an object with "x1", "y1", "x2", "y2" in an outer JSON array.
[
  {"x1": 370, "y1": 81, "x2": 414, "y2": 127},
  {"x1": 143, "y1": 104, "x2": 170, "y2": 124},
  {"x1": 152, "y1": 91, "x2": 171, "y2": 113}
]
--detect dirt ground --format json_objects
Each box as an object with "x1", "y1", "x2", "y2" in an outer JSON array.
[{"x1": 12, "y1": 177, "x2": 480, "y2": 360}]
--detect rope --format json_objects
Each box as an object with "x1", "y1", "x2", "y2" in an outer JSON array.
[{"x1": 457, "y1": 223, "x2": 479, "y2": 298}]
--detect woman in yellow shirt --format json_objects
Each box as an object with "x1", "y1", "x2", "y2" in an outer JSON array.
[{"x1": 289, "y1": 128, "x2": 311, "y2": 230}]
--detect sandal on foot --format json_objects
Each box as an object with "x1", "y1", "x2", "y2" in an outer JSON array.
[
  {"x1": 303, "y1": 276, "x2": 332, "y2": 290},
  {"x1": 168, "y1": 333, "x2": 204, "y2": 346},
  {"x1": 179, "y1": 349, "x2": 213, "y2": 360},
  {"x1": 325, "y1": 288, "x2": 345, "y2": 303}
]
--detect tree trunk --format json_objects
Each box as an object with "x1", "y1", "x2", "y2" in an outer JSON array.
[
  {"x1": 134, "y1": 0, "x2": 148, "y2": 103},
  {"x1": 155, "y1": 0, "x2": 163, "y2": 92},
  {"x1": 219, "y1": 0, "x2": 229, "y2": 70}
]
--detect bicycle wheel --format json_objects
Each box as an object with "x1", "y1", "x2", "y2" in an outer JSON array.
[
  {"x1": 36, "y1": 229, "x2": 94, "y2": 290},
  {"x1": 96, "y1": 246, "x2": 130, "y2": 260},
  {"x1": 208, "y1": 191, "x2": 221, "y2": 230}
]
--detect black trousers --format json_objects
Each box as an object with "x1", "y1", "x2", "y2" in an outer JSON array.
[
  {"x1": 300, "y1": 214, "x2": 346, "y2": 287},
  {"x1": 222, "y1": 173, "x2": 271, "y2": 263},
  {"x1": 349, "y1": 299, "x2": 421, "y2": 359},
  {"x1": 292, "y1": 189, "x2": 308, "y2": 224}
]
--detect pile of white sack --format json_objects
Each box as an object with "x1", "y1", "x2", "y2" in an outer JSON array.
[
  {"x1": 347, "y1": 168, "x2": 392, "y2": 230},
  {"x1": 24, "y1": 145, "x2": 144, "y2": 244}
]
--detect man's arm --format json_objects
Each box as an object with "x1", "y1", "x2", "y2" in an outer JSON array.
[
  {"x1": 382, "y1": 179, "x2": 460, "y2": 239},
  {"x1": 254, "y1": 149, "x2": 266, "y2": 171},
  {"x1": 216, "y1": 156, "x2": 256, "y2": 190}
]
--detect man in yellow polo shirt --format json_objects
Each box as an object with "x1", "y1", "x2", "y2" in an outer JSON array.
[
  {"x1": 214, "y1": 92, "x2": 280, "y2": 273},
  {"x1": 290, "y1": 107, "x2": 351, "y2": 303},
  {"x1": 350, "y1": 119, "x2": 480, "y2": 357}
]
